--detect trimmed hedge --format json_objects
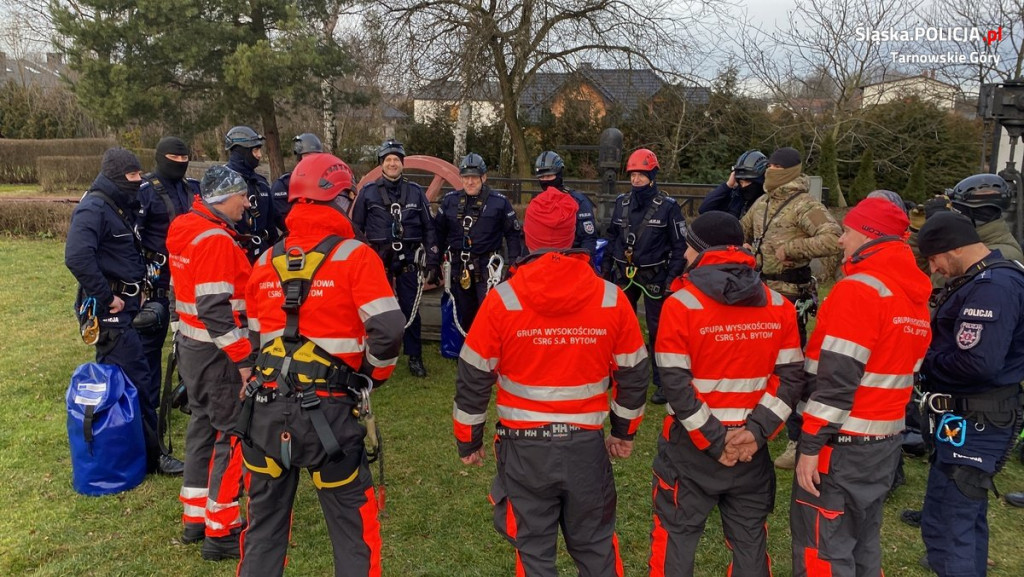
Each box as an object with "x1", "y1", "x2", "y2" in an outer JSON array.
[
  {"x1": 37, "y1": 150, "x2": 156, "y2": 193},
  {"x1": 0, "y1": 138, "x2": 116, "y2": 184},
  {"x1": 0, "y1": 199, "x2": 75, "y2": 238}
]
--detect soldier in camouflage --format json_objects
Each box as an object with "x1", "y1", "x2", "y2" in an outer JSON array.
[{"x1": 740, "y1": 146, "x2": 842, "y2": 470}]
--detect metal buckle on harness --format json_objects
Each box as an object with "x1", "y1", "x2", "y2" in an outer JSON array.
[
  {"x1": 392, "y1": 241, "x2": 404, "y2": 253},
  {"x1": 286, "y1": 246, "x2": 306, "y2": 271},
  {"x1": 119, "y1": 281, "x2": 141, "y2": 297},
  {"x1": 150, "y1": 252, "x2": 168, "y2": 266},
  {"x1": 462, "y1": 215, "x2": 475, "y2": 228},
  {"x1": 925, "y1": 393, "x2": 953, "y2": 414}
]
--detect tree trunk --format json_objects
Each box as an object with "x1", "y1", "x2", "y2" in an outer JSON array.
[
  {"x1": 453, "y1": 99, "x2": 471, "y2": 163},
  {"x1": 503, "y1": 105, "x2": 530, "y2": 177},
  {"x1": 256, "y1": 94, "x2": 284, "y2": 180},
  {"x1": 322, "y1": 78, "x2": 336, "y2": 153}
]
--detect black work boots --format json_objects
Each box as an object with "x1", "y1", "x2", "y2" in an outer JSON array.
[{"x1": 408, "y1": 356, "x2": 427, "y2": 378}]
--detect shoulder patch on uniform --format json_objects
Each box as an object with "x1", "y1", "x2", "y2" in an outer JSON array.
[
  {"x1": 960, "y1": 306, "x2": 996, "y2": 321},
  {"x1": 976, "y1": 270, "x2": 993, "y2": 281},
  {"x1": 956, "y1": 322, "x2": 983, "y2": 350},
  {"x1": 676, "y1": 221, "x2": 686, "y2": 238},
  {"x1": 584, "y1": 221, "x2": 595, "y2": 234},
  {"x1": 443, "y1": 190, "x2": 459, "y2": 198},
  {"x1": 805, "y1": 206, "x2": 833, "y2": 228},
  {"x1": 663, "y1": 195, "x2": 677, "y2": 204},
  {"x1": 493, "y1": 191, "x2": 507, "y2": 199}
]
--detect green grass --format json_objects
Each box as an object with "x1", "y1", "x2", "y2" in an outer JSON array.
[
  {"x1": 1, "y1": 237, "x2": 1022, "y2": 576},
  {"x1": 0, "y1": 183, "x2": 44, "y2": 197}
]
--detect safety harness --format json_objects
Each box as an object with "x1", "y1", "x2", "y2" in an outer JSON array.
[
  {"x1": 140, "y1": 174, "x2": 179, "y2": 297},
  {"x1": 78, "y1": 190, "x2": 146, "y2": 321},
  {"x1": 618, "y1": 190, "x2": 667, "y2": 300},
  {"x1": 441, "y1": 190, "x2": 505, "y2": 336},
  {"x1": 376, "y1": 180, "x2": 428, "y2": 329},
  {"x1": 236, "y1": 236, "x2": 378, "y2": 466}
]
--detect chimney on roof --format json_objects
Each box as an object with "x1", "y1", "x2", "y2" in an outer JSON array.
[{"x1": 46, "y1": 52, "x2": 64, "y2": 68}]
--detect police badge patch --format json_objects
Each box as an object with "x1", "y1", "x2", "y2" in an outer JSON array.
[
  {"x1": 956, "y1": 322, "x2": 983, "y2": 350},
  {"x1": 584, "y1": 221, "x2": 595, "y2": 234}
]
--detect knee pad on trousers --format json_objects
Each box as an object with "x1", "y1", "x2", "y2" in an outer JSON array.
[
  {"x1": 241, "y1": 440, "x2": 284, "y2": 479},
  {"x1": 947, "y1": 464, "x2": 994, "y2": 501},
  {"x1": 311, "y1": 447, "x2": 364, "y2": 491}
]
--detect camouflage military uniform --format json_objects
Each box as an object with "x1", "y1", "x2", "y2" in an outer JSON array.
[{"x1": 740, "y1": 175, "x2": 842, "y2": 297}]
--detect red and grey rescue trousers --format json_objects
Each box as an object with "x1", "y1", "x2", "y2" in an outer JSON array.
[
  {"x1": 176, "y1": 335, "x2": 244, "y2": 539},
  {"x1": 790, "y1": 435, "x2": 901, "y2": 577},
  {"x1": 236, "y1": 391, "x2": 381, "y2": 577},
  {"x1": 490, "y1": 426, "x2": 623, "y2": 577},
  {"x1": 649, "y1": 424, "x2": 775, "y2": 577}
]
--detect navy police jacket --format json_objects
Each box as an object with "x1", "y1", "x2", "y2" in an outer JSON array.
[
  {"x1": 603, "y1": 185, "x2": 687, "y2": 278},
  {"x1": 435, "y1": 186, "x2": 523, "y2": 264},
  {"x1": 352, "y1": 177, "x2": 439, "y2": 269},
  {"x1": 66, "y1": 175, "x2": 147, "y2": 325},
  {"x1": 227, "y1": 158, "x2": 278, "y2": 260},
  {"x1": 136, "y1": 173, "x2": 200, "y2": 291},
  {"x1": 922, "y1": 250, "x2": 1024, "y2": 396},
  {"x1": 269, "y1": 172, "x2": 292, "y2": 226}
]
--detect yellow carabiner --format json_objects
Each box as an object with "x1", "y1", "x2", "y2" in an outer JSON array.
[{"x1": 625, "y1": 265, "x2": 637, "y2": 280}]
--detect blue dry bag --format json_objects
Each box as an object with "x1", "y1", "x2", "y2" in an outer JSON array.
[
  {"x1": 593, "y1": 238, "x2": 608, "y2": 271},
  {"x1": 440, "y1": 292, "x2": 465, "y2": 359},
  {"x1": 66, "y1": 362, "x2": 146, "y2": 496}
]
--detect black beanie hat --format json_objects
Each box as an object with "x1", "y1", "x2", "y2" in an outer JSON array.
[
  {"x1": 100, "y1": 148, "x2": 142, "y2": 180},
  {"x1": 768, "y1": 147, "x2": 801, "y2": 169},
  {"x1": 917, "y1": 211, "x2": 982, "y2": 257},
  {"x1": 686, "y1": 211, "x2": 745, "y2": 252}
]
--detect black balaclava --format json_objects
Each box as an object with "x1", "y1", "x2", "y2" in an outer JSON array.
[
  {"x1": 101, "y1": 148, "x2": 143, "y2": 196},
  {"x1": 630, "y1": 168, "x2": 658, "y2": 204},
  {"x1": 740, "y1": 181, "x2": 765, "y2": 204},
  {"x1": 230, "y1": 147, "x2": 260, "y2": 172},
  {"x1": 155, "y1": 137, "x2": 190, "y2": 182}
]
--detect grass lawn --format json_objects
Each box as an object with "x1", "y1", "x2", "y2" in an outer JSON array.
[{"x1": 1, "y1": 237, "x2": 1022, "y2": 576}]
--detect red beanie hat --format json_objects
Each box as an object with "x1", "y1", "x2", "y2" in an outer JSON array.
[
  {"x1": 843, "y1": 197, "x2": 910, "y2": 238},
  {"x1": 524, "y1": 188, "x2": 579, "y2": 251}
]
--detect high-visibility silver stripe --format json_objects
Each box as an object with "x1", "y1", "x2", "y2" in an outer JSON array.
[
  {"x1": 845, "y1": 273, "x2": 893, "y2": 297},
  {"x1": 453, "y1": 403, "x2": 488, "y2": 425},
  {"x1": 601, "y1": 281, "x2": 618, "y2": 308},
  {"x1": 310, "y1": 337, "x2": 363, "y2": 355},
  {"x1": 330, "y1": 239, "x2": 363, "y2": 262},
  {"x1": 248, "y1": 317, "x2": 261, "y2": 331},
  {"x1": 805, "y1": 358, "x2": 819, "y2": 374},
  {"x1": 359, "y1": 296, "x2": 401, "y2": 322},
  {"x1": 460, "y1": 345, "x2": 498, "y2": 372},
  {"x1": 691, "y1": 376, "x2": 767, "y2": 394},
  {"x1": 861, "y1": 372, "x2": 913, "y2": 390},
  {"x1": 804, "y1": 400, "x2": 850, "y2": 424},
  {"x1": 496, "y1": 406, "x2": 607, "y2": 426},
  {"x1": 366, "y1": 351, "x2": 397, "y2": 368},
  {"x1": 678, "y1": 404, "x2": 711, "y2": 430},
  {"x1": 175, "y1": 300, "x2": 198, "y2": 315},
  {"x1": 178, "y1": 322, "x2": 212, "y2": 342},
  {"x1": 495, "y1": 283, "x2": 522, "y2": 311},
  {"x1": 610, "y1": 400, "x2": 645, "y2": 420},
  {"x1": 182, "y1": 504, "x2": 205, "y2": 517},
  {"x1": 256, "y1": 251, "x2": 271, "y2": 266},
  {"x1": 821, "y1": 336, "x2": 871, "y2": 364},
  {"x1": 213, "y1": 328, "x2": 247, "y2": 348},
  {"x1": 206, "y1": 498, "x2": 239, "y2": 513},
  {"x1": 192, "y1": 228, "x2": 231, "y2": 245},
  {"x1": 710, "y1": 407, "x2": 752, "y2": 423},
  {"x1": 758, "y1": 393, "x2": 791, "y2": 421},
  {"x1": 499, "y1": 375, "x2": 609, "y2": 402},
  {"x1": 655, "y1": 351, "x2": 691, "y2": 369},
  {"x1": 776, "y1": 347, "x2": 804, "y2": 365},
  {"x1": 614, "y1": 345, "x2": 648, "y2": 368},
  {"x1": 230, "y1": 298, "x2": 245, "y2": 311},
  {"x1": 180, "y1": 487, "x2": 208, "y2": 499},
  {"x1": 914, "y1": 358, "x2": 924, "y2": 372},
  {"x1": 260, "y1": 329, "x2": 285, "y2": 346},
  {"x1": 670, "y1": 289, "x2": 703, "y2": 310},
  {"x1": 841, "y1": 417, "x2": 904, "y2": 436},
  {"x1": 769, "y1": 289, "x2": 784, "y2": 306},
  {"x1": 195, "y1": 281, "x2": 235, "y2": 297}
]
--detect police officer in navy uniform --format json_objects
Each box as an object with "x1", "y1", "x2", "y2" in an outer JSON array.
[
  {"x1": 270, "y1": 133, "x2": 323, "y2": 226},
  {"x1": 533, "y1": 151, "x2": 599, "y2": 262},
  {"x1": 601, "y1": 148, "x2": 686, "y2": 404},
  {"x1": 698, "y1": 149, "x2": 767, "y2": 218},
  {"x1": 435, "y1": 152, "x2": 523, "y2": 331},
  {"x1": 352, "y1": 139, "x2": 440, "y2": 378},
  {"x1": 135, "y1": 137, "x2": 198, "y2": 475},
  {"x1": 66, "y1": 148, "x2": 167, "y2": 474},
  {"x1": 225, "y1": 125, "x2": 278, "y2": 261},
  {"x1": 916, "y1": 211, "x2": 1024, "y2": 577}
]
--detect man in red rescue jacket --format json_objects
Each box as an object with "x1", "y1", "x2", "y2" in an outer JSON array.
[
  {"x1": 454, "y1": 188, "x2": 650, "y2": 577},
  {"x1": 650, "y1": 210, "x2": 806, "y2": 576},
  {"x1": 791, "y1": 197, "x2": 932, "y2": 577},
  {"x1": 241, "y1": 153, "x2": 404, "y2": 577},
  {"x1": 166, "y1": 165, "x2": 254, "y2": 559}
]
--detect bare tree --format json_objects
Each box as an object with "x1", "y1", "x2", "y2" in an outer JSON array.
[{"x1": 385, "y1": 0, "x2": 724, "y2": 176}]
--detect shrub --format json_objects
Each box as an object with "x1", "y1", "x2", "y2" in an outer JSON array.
[
  {"x1": 0, "y1": 138, "x2": 116, "y2": 184},
  {"x1": 0, "y1": 199, "x2": 74, "y2": 238},
  {"x1": 37, "y1": 156, "x2": 101, "y2": 192}
]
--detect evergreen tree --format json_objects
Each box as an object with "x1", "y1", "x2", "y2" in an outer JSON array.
[
  {"x1": 818, "y1": 132, "x2": 841, "y2": 205},
  {"x1": 848, "y1": 148, "x2": 877, "y2": 204},
  {"x1": 51, "y1": 0, "x2": 352, "y2": 177},
  {"x1": 903, "y1": 155, "x2": 928, "y2": 204}
]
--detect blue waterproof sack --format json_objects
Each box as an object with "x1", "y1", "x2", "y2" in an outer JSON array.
[
  {"x1": 440, "y1": 292, "x2": 465, "y2": 359},
  {"x1": 66, "y1": 362, "x2": 146, "y2": 496},
  {"x1": 593, "y1": 238, "x2": 608, "y2": 271}
]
